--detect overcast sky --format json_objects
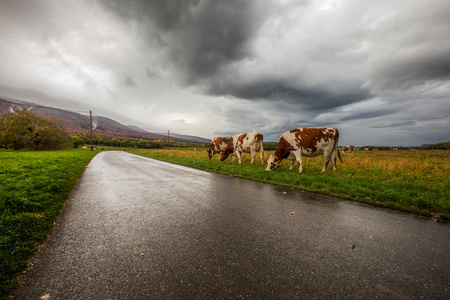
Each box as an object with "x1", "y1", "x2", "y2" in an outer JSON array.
[{"x1": 1, "y1": 0, "x2": 449, "y2": 146}]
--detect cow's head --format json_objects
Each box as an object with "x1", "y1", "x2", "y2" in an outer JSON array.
[
  {"x1": 207, "y1": 148, "x2": 213, "y2": 160},
  {"x1": 220, "y1": 148, "x2": 233, "y2": 161},
  {"x1": 219, "y1": 138, "x2": 234, "y2": 161},
  {"x1": 265, "y1": 155, "x2": 279, "y2": 171}
]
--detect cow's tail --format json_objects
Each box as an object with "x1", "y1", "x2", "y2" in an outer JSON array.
[
  {"x1": 337, "y1": 146, "x2": 343, "y2": 164},
  {"x1": 335, "y1": 139, "x2": 343, "y2": 164}
]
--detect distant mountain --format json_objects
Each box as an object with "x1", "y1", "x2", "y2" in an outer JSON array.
[
  {"x1": 126, "y1": 125, "x2": 151, "y2": 133},
  {"x1": 0, "y1": 97, "x2": 210, "y2": 143},
  {"x1": 125, "y1": 125, "x2": 211, "y2": 143},
  {"x1": 170, "y1": 133, "x2": 212, "y2": 143}
]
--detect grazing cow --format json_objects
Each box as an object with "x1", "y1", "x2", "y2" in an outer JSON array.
[
  {"x1": 342, "y1": 145, "x2": 356, "y2": 153},
  {"x1": 207, "y1": 137, "x2": 231, "y2": 160},
  {"x1": 266, "y1": 128, "x2": 342, "y2": 173},
  {"x1": 220, "y1": 132, "x2": 264, "y2": 164},
  {"x1": 392, "y1": 147, "x2": 398, "y2": 151}
]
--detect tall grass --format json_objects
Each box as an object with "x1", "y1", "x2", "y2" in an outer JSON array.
[
  {"x1": 0, "y1": 149, "x2": 97, "y2": 299},
  {"x1": 129, "y1": 149, "x2": 450, "y2": 221}
]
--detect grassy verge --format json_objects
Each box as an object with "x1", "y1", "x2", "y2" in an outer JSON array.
[
  {"x1": 128, "y1": 149, "x2": 450, "y2": 221},
  {"x1": 0, "y1": 149, "x2": 98, "y2": 299}
]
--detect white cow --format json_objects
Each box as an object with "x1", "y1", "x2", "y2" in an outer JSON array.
[
  {"x1": 220, "y1": 132, "x2": 264, "y2": 164},
  {"x1": 342, "y1": 145, "x2": 356, "y2": 153},
  {"x1": 266, "y1": 128, "x2": 342, "y2": 173}
]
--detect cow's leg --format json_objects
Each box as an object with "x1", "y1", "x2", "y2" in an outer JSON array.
[
  {"x1": 237, "y1": 151, "x2": 243, "y2": 164},
  {"x1": 289, "y1": 160, "x2": 295, "y2": 170},
  {"x1": 292, "y1": 150, "x2": 303, "y2": 173},
  {"x1": 298, "y1": 154, "x2": 303, "y2": 173},
  {"x1": 321, "y1": 150, "x2": 332, "y2": 172},
  {"x1": 331, "y1": 149, "x2": 337, "y2": 171},
  {"x1": 260, "y1": 149, "x2": 265, "y2": 163},
  {"x1": 250, "y1": 149, "x2": 256, "y2": 164}
]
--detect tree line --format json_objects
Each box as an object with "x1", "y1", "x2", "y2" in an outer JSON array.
[
  {"x1": 0, "y1": 108, "x2": 207, "y2": 150},
  {"x1": 420, "y1": 141, "x2": 450, "y2": 150},
  {"x1": 72, "y1": 134, "x2": 206, "y2": 149}
]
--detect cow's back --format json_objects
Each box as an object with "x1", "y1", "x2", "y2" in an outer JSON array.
[
  {"x1": 237, "y1": 132, "x2": 263, "y2": 151},
  {"x1": 218, "y1": 137, "x2": 231, "y2": 151},
  {"x1": 277, "y1": 128, "x2": 338, "y2": 156}
]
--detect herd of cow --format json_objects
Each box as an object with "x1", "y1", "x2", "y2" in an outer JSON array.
[{"x1": 207, "y1": 127, "x2": 343, "y2": 173}]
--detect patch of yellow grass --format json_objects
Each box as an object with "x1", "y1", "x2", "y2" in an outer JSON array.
[{"x1": 136, "y1": 148, "x2": 450, "y2": 187}]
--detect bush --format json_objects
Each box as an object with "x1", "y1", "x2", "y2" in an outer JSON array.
[{"x1": 0, "y1": 107, "x2": 72, "y2": 150}]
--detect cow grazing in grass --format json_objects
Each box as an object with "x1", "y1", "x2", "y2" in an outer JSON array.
[
  {"x1": 207, "y1": 137, "x2": 231, "y2": 160},
  {"x1": 342, "y1": 145, "x2": 356, "y2": 153},
  {"x1": 220, "y1": 132, "x2": 264, "y2": 164},
  {"x1": 266, "y1": 128, "x2": 342, "y2": 173}
]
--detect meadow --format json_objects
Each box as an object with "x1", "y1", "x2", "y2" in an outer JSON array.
[
  {"x1": 129, "y1": 148, "x2": 450, "y2": 221},
  {"x1": 0, "y1": 149, "x2": 97, "y2": 298}
]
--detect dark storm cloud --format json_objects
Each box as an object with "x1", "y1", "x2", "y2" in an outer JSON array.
[
  {"x1": 340, "y1": 109, "x2": 395, "y2": 122},
  {"x1": 208, "y1": 78, "x2": 370, "y2": 112},
  {"x1": 98, "y1": 0, "x2": 268, "y2": 85},
  {"x1": 365, "y1": 47, "x2": 450, "y2": 93},
  {"x1": 371, "y1": 120, "x2": 416, "y2": 128},
  {"x1": 97, "y1": 0, "x2": 373, "y2": 120},
  {"x1": 363, "y1": 1, "x2": 450, "y2": 94}
]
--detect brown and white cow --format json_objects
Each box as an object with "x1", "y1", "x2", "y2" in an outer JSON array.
[
  {"x1": 220, "y1": 132, "x2": 264, "y2": 164},
  {"x1": 342, "y1": 145, "x2": 356, "y2": 153},
  {"x1": 266, "y1": 128, "x2": 342, "y2": 173},
  {"x1": 207, "y1": 137, "x2": 231, "y2": 160}
]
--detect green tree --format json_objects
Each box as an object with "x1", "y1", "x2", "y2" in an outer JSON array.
[
  {"x1": 0, "y1": 107, "x2": 33, "y2": 149},
  {"x1": 71, "y1": 135, "x2": 85, "y2": 148},
  {"x1": 0, "y1": 107, "x2": 71, "y2": 150}
]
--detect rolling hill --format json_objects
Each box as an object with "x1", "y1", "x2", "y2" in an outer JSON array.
[{"x1": 0, "y1": 97, "x2": 210, "y2": 144}]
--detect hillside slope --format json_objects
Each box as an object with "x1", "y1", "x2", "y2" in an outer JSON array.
[{"x1": 0, "y1": 97, "x2": 210, "y2": 143}]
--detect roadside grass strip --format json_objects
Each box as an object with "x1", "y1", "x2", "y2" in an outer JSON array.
[
  {"x1": 129, "y1": 149, "x2": 450, "y2": 222},
  {"x1": 0, "y1": 149, "x2": 98, "y2": 299}
]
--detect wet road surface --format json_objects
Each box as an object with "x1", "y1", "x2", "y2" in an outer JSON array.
[{"x1": 14, "y1": 151, "x2": 450, "y2": 299}]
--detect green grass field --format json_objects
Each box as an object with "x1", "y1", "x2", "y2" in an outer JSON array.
[
  {"x1": 0, "y1": 149, "x2": 97, "y2": 299},
  {"x1": 129, "y1": 149, "x2": 450, "y2": 221}
]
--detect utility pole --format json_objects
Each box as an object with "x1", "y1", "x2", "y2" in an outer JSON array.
[
  {"x1": 167, "y1": 130, "x2": 170, "y2": 149},
  {"x1": 90, "y1": 111, "x2": 93, "y2": 151}
]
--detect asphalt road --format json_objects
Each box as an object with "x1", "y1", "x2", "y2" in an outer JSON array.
[{"x1": 13, "y1": 151, "x2": 450, "y2": 299}]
